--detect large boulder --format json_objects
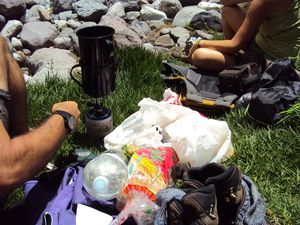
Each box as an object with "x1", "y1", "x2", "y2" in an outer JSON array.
[
  {"x1": 153, "y1": 0, "x2": 182, "y2": 18},
  {"x1": 99, "y1": 15, "x2": 143, "y2": 47},
  {"x1": 172, "y1": 6, "x2": 206, "y2": 27},
  {"x1": 53, "y1": 0, "x2": 74, "y2": 14},
  {"x1": 72, "y1": 0, "x2": 108, "y2": 22},
  {"x1": 106, "y1": 2, "x2": 126, "y2": 18},
  {"x1": 20, "y1": 21, "x2": 58, "y2": 50},
  {"x1": 0, "y1": 20, "x2": 23, "y2": 39},
  {"x1": 140, "y1": 6, "x2": 167, "y2": 21},
  {"x1": 190, "y1": 10, "x2": 222, "y2": 32},
  {"x1": 0, "y1": 0, "x2": 26, "y2": 19},
  {"x1": 130, "y1": 19, "x2": 151, "y2": 37},
  {"x1": 28, "y1": 48, "x2": 77, "y2": 84}
]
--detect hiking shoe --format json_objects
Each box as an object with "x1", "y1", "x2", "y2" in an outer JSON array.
[
  {"x1": 181, "y1": 184, "x2": 219, "y2": 225},
  {"x1": 183, "y1": 163, "x2": 244, "y2": 225}
]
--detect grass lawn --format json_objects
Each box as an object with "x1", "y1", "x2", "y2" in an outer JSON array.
[{"x1": 8, "y1": 47, "x2": 300, "y2": 225}]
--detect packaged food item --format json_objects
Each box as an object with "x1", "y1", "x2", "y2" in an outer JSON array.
[{"x1": 121, "y1": 146, "x2": 179, "y2": 201}]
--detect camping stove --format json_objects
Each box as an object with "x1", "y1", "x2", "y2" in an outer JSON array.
[{"x1": 85, "y1": 98, "x2": 113, "y2": 140}]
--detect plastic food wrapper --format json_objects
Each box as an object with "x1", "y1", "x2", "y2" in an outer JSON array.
[
  {"x1": 110, "y1": 192, "x2": 160, "y2": 225},
  {"x1": 121, "y1": 146, "x2": 179, "y2": 202},
  {"x1": 104, "y1": 98, "x2": 234, "y2": 167}
]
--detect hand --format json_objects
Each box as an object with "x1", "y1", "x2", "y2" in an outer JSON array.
[{"x1": 52, "y1": 101, "x2": 81, "y2": 128}]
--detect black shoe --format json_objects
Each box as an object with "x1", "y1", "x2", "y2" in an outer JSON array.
[
  {"x1": 183, "y1": 163, "x2": 244, "y2": 225},
  {"x1": 181, "y1": 184, "x2": 219, "y2": 225}
]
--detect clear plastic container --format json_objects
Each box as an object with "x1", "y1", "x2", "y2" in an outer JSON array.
[{"x1": 83, "y1": 150, "x2": 128, "y2": 201}]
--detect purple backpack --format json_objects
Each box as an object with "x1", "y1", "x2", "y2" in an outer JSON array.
[{"x1": 24, "y1": 166, "x2": 118, "y2": 225}]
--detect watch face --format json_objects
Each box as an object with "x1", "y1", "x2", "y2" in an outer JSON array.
[{"x1": 68, "y1": 116, "x2": 76, "y2": 131}]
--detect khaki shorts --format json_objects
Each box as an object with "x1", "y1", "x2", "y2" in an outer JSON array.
[{"x1": 0, "y1": 90, "x2": 10, "y2": 131}]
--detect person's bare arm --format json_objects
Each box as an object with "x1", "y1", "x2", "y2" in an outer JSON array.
[
  {"x1": 0, "y1": 101, "x2": 80, "y2": 197},
  {"x1": 193, "y1": 0, "x2": 267, "y2": 55}
]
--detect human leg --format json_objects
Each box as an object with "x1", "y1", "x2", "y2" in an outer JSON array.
[
  {"x1": 222, "y1": 5, "x2": 246, "y2": 39},
  {"x1": 190, "y1": 48, "x2": 236, "y2": 72},
  {"x1": 0, "y1": 37, "x2": 29, "y2": 136}
]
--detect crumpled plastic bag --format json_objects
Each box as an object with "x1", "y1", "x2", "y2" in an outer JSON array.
[{"x1": 104, "y1": 98, "x2": 234, "y2": 167}]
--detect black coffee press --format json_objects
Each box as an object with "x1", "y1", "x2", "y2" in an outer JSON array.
[{"x1": 70, "y1": 26, "x2": 116, "y2": 139}]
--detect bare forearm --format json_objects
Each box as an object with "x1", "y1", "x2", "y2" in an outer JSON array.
[
  {"x1": 0, "y1": 115, "x2": 67, "y2": 194},
  {"x1": 200, "y1": 39, "x2": 241, "y2": 54}
]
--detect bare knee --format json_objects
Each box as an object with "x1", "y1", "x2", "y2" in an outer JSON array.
[{"x1": 190, "y1": 48, "x2": 212, "y2": 69}]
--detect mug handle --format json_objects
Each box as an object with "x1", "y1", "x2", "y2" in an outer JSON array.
[{"x1": 70, "y1": 64, "x2": 82, "y2": 87}]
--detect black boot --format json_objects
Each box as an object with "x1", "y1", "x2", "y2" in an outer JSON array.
[
  {"x1": 181, "y1": 184, "x2": 219, "y2": 225},
  {"x1": 183, "y1": 163, "x2": 244, "y2": 225}
]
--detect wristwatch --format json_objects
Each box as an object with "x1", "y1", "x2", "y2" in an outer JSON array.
[{"x1": 53, "y1": 110, "x2": 76, "y2": 133}]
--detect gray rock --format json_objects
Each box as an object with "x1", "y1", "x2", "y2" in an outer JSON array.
[
  {"x1": 193, "y1": 30, "x2": 213, "y2": 40},
  {"x1": 198, "y1": 1, "x2": 222, "y2": 10},
  {"x1": 24, "y1": 5, "x2": 46, "y2": 23},
  {"x1": 0, "y1": 15, "x2": 6, "y2": 31},
  {"x1": 107, "y1": 2, "x2": 125, "y2": 18},
  {"x1": 26, "y1": 0, "x2": 36, "y2": 9},
  {"x1": 154, "y1": 0, "x2": 182, "y2": 18},
  {"x1": 53, "y1": 0, "x2": 74, "y2": 14},
  {"x1": 38, "y1": 7, "x2": 52, "y2": 21},
  {"x1": 170, "y1": 26, "x2": 189, "y2": 41},
  {"x1": 141, "y1": 6, "x2": 167, "y2": 21},
  {"x1": 58, "y1": 11, "x2": 78, "y2": 20},
  {"x1": 67, "y1": 19, "x2": 81, "y2": 29},
  {"x1": 143, "y1": 42, "x2": 154, "y2": 52},
  {"x1": 32, "y1": 0, "x2": 51, "y2": 8},
  {"x1": 190, "y1": 10, "x2": 222, "y2": 32},
  {"x1": 172, "y1": 6, "x2": 206, "y2": 27},
  {"x1": 177, "y1": 36, "x2": 187, "y2": 47},
  {"x1": 154, "y1": 34, "x2": 174, "y2": 48},
  {"x1": 53, "y1": 37, "x2": 72, "y2": 49},
  {"x1": 11, "y1": 37, "x2": 23, "y2": 50},
  {"x1": 22, "y1": 48, "x2": 32, "y2": 55},
  {"x1": 1, "y1": 20, "x2": 23, "y2": 39},
  {"x1": 72, "y1": 0, "x2": 108, "y2": 22},
  {"x1": 130, "y1": 19, "x2": 151, "y2": 37},
  {"x1": 99, "y1": 15, "x2": 143, "y2": 47},
  {"x1": 58, "y1": 27, "x2": 74, "y2": 38},
  {"x1": 126, "y1": 11, "x2": 140, "y2": 21},
  {"x1": 0, "y1": 0, "x2": 26, "y2": 19},
  {"x1": 146, "y1": 20, "x2": 165, "y2": 29},
  {"x1": 160, "y1": 27, "x2": 171, "y2": 35},
  {"x1": 20, "y1": 21, "x2": 58, "y2": 50},
  {"x1": 54, "y1": 19, "x2": 68, "y2": 29},
  {"x1": 123, "y1": 0, "x2": 140, "y2": 12},
  {"x1": 28, "y1": 48, "x2": 77, "y2": 84}
]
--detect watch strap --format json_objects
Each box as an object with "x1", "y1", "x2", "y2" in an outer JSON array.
[{"x1": 52, "y1": 110, "x2": 72, "y2": 133}]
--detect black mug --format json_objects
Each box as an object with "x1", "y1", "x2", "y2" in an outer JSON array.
[{"x1": 70, "y1": 26, "x2": 116, "y2": 98}]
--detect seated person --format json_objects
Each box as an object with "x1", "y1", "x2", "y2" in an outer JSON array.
[
  {"x1": 0, "y1": 36, "x2": 81, "y2": 217},
  {"x1": 189, "y1": 0, "x2": 300, "y2": 72}
]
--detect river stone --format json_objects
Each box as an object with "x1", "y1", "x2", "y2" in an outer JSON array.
[
  {"x1": 1, "y1": 20, "x2": 23, "y2": 39},
  {"x1": 172, "y1": 6, "x2": 206, "y2": 27},
  {"x1": 153, "y1": 0, "x2": 182, "y2": 18},
  {"x1": 72, "y1": 0, "x2": 108, "y2": 22},
  {"x1": 53, "y1": 37, "x2": 72, "y2": 49},
  {"x1": 107, "y1": 2, "x2": 126, "y2": 18},
  {"x1": 24, "y1": 5, "x2": 47, "y2": 23},
  {"x1": 0, "y1": 15, "x2": 6, "y2": 31},
  {"x1": 193, "y1": 30, "x2": 213, "y2": 40},
  {"x1": 53, "y1": 0, "x2": 74, "y2": 14},
  {"x1": 154, "y1": 34, "x2": 174, "y2": 48},
  {"x1": 67, "y1": 19, "x2": 81, "y2": 29},
  {"x1": 28, "y1": 48, "x2": 77, "y2": 84},
  {"x1": 140, "y1": 6, "x2": 167, "y2": 21},
  {"x1": 38, "y1": 7, "x2": 52, "y2": 21},
  {"x1": 20, "y1": 21, "x2": 58, "y2": 50},
  {"x1": 130, "y1": 19, "x2": 151, "y2": 37},
  {"x1": 126, "y1": 11, "x2": 140, "y2": 21},
  {"x1": 170, "y1": 26, "x2": 189, "y2": 41},
  {"x1": 11, "y1": 37, "x2": 23, "y2": 50},
  {"x1": 190, "y1": 10, "x2": 222, "y2": 31},
  {"x1": 99, "y1": 15, "x2": 143, "y2": 47},
  {"x1": 0, "y1": 0, "x2": 26, "y2": 19},
  {"x1": 58, "y1": 11, "x2": 78, "y2": 20}
]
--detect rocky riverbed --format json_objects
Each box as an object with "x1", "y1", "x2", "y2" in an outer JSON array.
[{"x1": 0, "y1": 0, "x2": 223, "y2": 83}]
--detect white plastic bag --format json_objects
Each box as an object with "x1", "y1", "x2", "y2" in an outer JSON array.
[{"x1": 104, "y1": 98, "x2": 234, "y2": 167}]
